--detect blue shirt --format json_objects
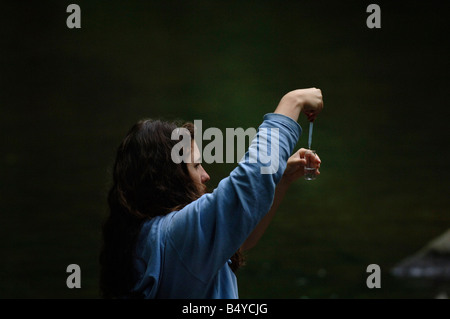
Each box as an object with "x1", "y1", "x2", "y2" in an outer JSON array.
[{"x1": 133, "y1": 113, "x2": 301, "y2": 298}]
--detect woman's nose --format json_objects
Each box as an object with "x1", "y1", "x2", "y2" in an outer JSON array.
[{"x1": 201, "y1": 170, "x2": 210, "y2": 184}]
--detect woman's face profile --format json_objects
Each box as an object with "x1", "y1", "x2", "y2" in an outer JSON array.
[{"x1": 186, "y1": 141, "x2": 210, "y2": 194}]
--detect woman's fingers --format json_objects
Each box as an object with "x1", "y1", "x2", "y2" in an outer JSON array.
[{"x1": 291, "y1": 148, "x2": 321, "y2": 174}]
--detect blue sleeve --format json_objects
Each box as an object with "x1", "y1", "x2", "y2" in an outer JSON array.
[{"x1": 165, "y1": 113, "x2": 301, "y2": 283}]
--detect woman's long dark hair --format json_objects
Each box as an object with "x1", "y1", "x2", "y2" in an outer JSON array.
[{"x1": 99, "y1": 119, "x2": 243, "y2": 299}]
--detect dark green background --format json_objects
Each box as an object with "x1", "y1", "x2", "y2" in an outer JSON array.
[{"x1": 1, "y1": 1, "x2": 449, "y2": 298}]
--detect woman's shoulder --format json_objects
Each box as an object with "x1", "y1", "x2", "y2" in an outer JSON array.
[
  {"x1": 138, "y1": 211, "x2": 180, "y2": 244},
  {"x1": 140, "y1": 211, "x2": 175, "y2": 232}
]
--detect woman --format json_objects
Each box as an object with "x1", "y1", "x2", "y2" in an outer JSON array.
[{"x1": 99, "y1": 88, "x2": 323, "y2": 298}]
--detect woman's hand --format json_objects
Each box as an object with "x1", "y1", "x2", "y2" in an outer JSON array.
[
  {"x1": 281, "y1": 148, "x2": 321, "y2": 185},
  {"x1": 275, "y1": 88, "x2": 324, "y2": 122},
  {"x1": 298, "y1": 88, "x2": 324, "y2": 122}
]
